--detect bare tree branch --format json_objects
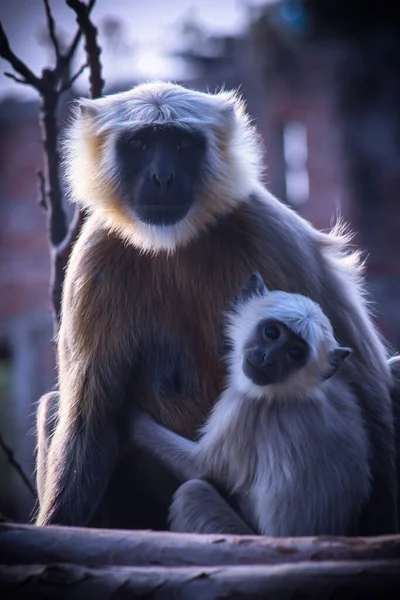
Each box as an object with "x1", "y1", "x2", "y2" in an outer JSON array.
[
  {"x1": 0, "y1": 433, "x2": 37, "y2": 500},
  {"x1": 2, "y1": 2, "x2": 102, "y2": 334},
  {"x1": 37, "y1": 170, "x2": 47, "y2": 211},
  {"x1": 50, "y1": 208, "x2": 86, "y2": 322},
  {"x1": 2, "y1": 560, "x2": 400, "y2": 599},
  {"x1": 0, "y1": 0, "x2": 103, "y2": 513},
  {"x1": 39, "y1": 69, "x2": 68, "y2": 249},
  {"x1": 60, "y1": 207, "x2": 86, "y2": 257},
  {"x1": 0, "y1": 23, "x2": 43, "y2": 91},
  {"x1": 3, "y1": 523, "x2": 400, "y2": 568},
  {"x1": 1, "y1": 524, "x2": 400, "y2": 597},
  {"x1": 63, "y1": 0, "x2": 96, "y2": 67},
  {"x1": 57, "y1": 0, "x2": 103, "y2": 308},
  {"x1": 59, "y1": 62, "x2": 88, "y2": 93},
  {"x1": 43, "y1": 0, "x2": 61, "y2": 60},
  {"x1": 4, "y1": 72, "x2": 29, "y2": 85},
  {"x1": 66, "y1": 0, "x2": 104, "y2": 98}
]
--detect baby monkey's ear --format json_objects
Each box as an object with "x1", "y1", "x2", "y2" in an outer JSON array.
[
  {"x1": 231, "y1": 272, "x2": 269, "y2": 311},
  {"x1": 322, "y1": 347, "x2": 352, "y2": 381}
]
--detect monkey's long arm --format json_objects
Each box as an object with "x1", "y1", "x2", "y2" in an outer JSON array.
[
  {"x1": 35, "y1": 232, "x2": 130, "y2": 527},
  {"x1": 131, "y1": 412, "x2": 201, "y2": 482},
  {"x1": 132, "y1": 415, "x2": 257, "y2": 535},
  {"x1": 36, "y1": 376, "x2": 122, "y2": 526}
]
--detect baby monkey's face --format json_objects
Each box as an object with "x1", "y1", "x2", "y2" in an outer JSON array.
[{"x1": 242, "y1": 319, "x2": 310, "y2": 387}]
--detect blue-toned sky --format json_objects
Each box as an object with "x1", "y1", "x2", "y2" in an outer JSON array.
[{"x1": 0, "y1": 0, "x2": 273, "y2": 99}]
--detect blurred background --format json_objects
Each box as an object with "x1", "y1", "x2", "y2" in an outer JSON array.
[{"x1": 1, "y1": 0, "x2": 400, "y2": 522}]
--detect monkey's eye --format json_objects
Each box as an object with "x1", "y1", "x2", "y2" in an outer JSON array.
[
  {"x1": 288, "y1": 346, "x2": 305, "y2": 361},
  {"x1": 129, "y1": 139, "x2": 144, "y2": 150},
  {"x1": 264, "y1": 325, "x2": 280, "y2": 340},
  {"x1": 177, "y1": 139, "x2": 193, "y2": 150}
]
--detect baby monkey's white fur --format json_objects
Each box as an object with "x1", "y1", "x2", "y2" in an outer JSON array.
[{"x1": 132, "y1": 285, "x2": 371, "y2": 536}]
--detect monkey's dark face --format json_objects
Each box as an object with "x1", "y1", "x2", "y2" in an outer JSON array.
[
  {"x1": 115, "y1": 126, "x2": 207, "y2": 226},
  {"x1": 242, "y1": 320, "x2": 309, "y2": 387}
]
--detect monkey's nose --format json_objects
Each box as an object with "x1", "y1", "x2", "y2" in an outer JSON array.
[
  {"x1": 262, "y1": 352, "x2": 276, "y2": 366},
  {"x1": 152, "y1": 172, "x2": 174, "y2": 189},
  {"x1": 247, "y1": 348, "x2": 274, "y2": 368},
  {"x1": 263, "y1": 356, "x2": 276, "y2": 366}
]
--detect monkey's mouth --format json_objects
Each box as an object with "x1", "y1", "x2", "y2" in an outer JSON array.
[
  {"x1": 136, "y1": 204, "x2": 190, "y2": 226},
  {"x1": 243, "y1": 357, "x2": 273, "y2": 387}
]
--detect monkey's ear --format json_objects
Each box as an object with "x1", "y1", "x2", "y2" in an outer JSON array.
[
  {"x1": 322, "y1": 347, "x2": 352, "y2": 381},
  {"x1": 231, "y1": 272, "x2": 269, "y2": 311},
  {"x1": 76, "y1": 98, "x2": 100, "y2": 119},
  {"x1": 212, "y1": 92, "x2": 241, "y2": 139},
  {"x1": 219, "y1": 103, "x2": 236, "y2": 128},
  {"x1": 248, "y1": 273, "x2": 269, "y2": 295}
]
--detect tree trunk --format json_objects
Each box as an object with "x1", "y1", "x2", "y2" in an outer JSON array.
[
  {"x1": 2, "y1": 561, "x2": 400, "y2": 599},
  {"x1": 1, "y1": 524, "x2": 400, "y2": 598}
]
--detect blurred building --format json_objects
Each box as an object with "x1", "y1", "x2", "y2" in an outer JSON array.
[
  {"x1": 1, "y1": 1, "x2": 400, "y2": 520},
  {"x1": 182, "y1": 0, "x2": 400, "y2": 346},
  {"x1": 0, "y1": 99, "x2": 55, "y2": 519}
]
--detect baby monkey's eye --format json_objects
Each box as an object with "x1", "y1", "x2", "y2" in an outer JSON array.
[
  {"x1": 264, "y1": 325, "x2": 280, "y2": 340},
  {"x1": 288, "y1": 346, "x2": 305, "y2": 361}
]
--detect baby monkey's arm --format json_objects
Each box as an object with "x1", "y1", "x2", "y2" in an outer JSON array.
[{"x1": 131, "y1": 412, "x2": 201, "y2": 481}]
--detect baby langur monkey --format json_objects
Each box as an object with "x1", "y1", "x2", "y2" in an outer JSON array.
[{"x1": 131, "y1": 274, "x2": 371, "y2": 537}]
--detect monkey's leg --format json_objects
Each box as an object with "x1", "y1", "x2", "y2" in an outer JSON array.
[
  {"x1": 36, "y1": 391, "x2": 60, "y2": 506},
  {"x1": 169, "y1": 479, "x2": 256, "y2": 535}
]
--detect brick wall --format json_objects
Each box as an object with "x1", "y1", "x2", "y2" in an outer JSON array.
[{"x1": 0, "y1": 100, "x2": 55, "y2": 519}]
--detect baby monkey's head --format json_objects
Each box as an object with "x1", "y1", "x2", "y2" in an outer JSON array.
[{"x1": 227, "y1": 274, "x2": 351, "y2": 398}]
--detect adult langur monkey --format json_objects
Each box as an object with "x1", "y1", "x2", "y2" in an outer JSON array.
[{"x1": 35, "y1": 81, "x2": 398, "y2": 534}]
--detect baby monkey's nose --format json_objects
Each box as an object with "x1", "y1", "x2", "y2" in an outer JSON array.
[
  {"x1": 263, "y1": 354, "x2": 276, "y2": 366},
  {"x1": 247, "y1": 348, "x2": 276, "y2": 368}
]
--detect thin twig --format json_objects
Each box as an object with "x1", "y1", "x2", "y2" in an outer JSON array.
[
  {"x1": 0, "y1": 23, "x2": 43, "y2": 91},
  {"x1": 59, "y1": 62, "x2": 88, "y2": 93},
  {"x1": 4, "y1": 72, "x2": 29, "y2": 85},
  {"x1": 0, "y1": 432, "x2": 37, "y2": 500},
  {"x1": 37, "y1": 170, "x2": 47, "y2": 211},
  {"x1": 43, "y1": 0, "x2": 61, "y2": 60}
]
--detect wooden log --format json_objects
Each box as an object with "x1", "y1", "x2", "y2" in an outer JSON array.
[
  {"x1": 1, "y1": 561, "x2": 400, "y2": 599},
  {"x1": 1, "y1": 523, "x2": 400, "y2": 568}
]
